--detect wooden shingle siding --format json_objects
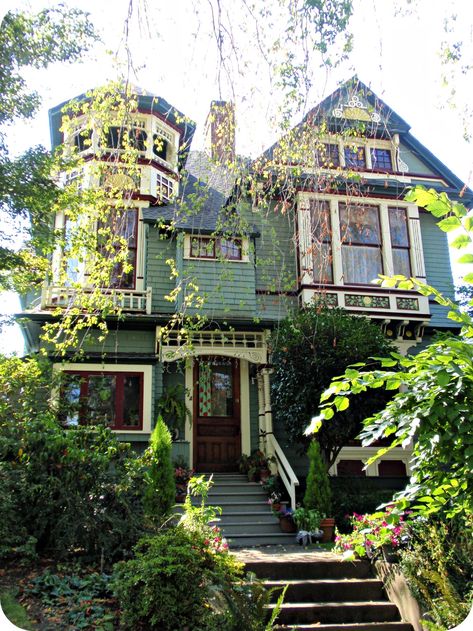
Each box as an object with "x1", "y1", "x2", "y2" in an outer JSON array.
[
  {"x1": 181, "y1": 259, "x2": 256, "y2": 316},
  {"x1": 252, "y1": 203, "x2": 298, "y2": 294},
  {"x1": 82, "y1": 329, "x2": 155, "y2": 354},
  {"x1": 420, "y1": 212, "x2": 458, "y2": 328},
  {"x1": 146, "y1": 233, "x2": 177, "y2": 313}
]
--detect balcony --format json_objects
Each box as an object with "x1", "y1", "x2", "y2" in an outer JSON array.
[{"x1": 40, "y1": 285, "x2": 152, "y2": 315}]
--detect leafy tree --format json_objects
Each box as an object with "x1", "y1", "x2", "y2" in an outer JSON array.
[
  {"x1": 271, "y1": 305, "x2": 395, "y2": 467},
  {"x1": 308, "y1": 187, "x2": 473, "y2": 520},
  {"x1": 0, "y1": 7, "x2": 98, "y2": 290},
  {"x1": 143, "y1": 416, "x2": 176, "y2": 522},
  {"x1": 303, "y1": 440, "x2": 332, "y2": 516}
]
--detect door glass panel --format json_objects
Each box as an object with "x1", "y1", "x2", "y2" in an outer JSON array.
[{"x1": 198, "y1": 359, "x2": 234, "y2": 417}]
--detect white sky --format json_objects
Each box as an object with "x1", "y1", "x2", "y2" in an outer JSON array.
[{"x1": 1, "y1": 0, "x2": 473, "y2": 354}]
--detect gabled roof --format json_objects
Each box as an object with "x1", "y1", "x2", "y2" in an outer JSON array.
[{"x1": 262, "y1": 76, "x2": 473, "y2": 204}]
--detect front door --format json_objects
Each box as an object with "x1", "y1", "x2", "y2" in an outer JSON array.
[{"x1": 193, "y1": 357, "x2": 241, "y2": 472}]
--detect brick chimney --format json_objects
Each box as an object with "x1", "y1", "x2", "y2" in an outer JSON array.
[{"x1": 206, "y1": 100, "x2": 235, "y2": 165}]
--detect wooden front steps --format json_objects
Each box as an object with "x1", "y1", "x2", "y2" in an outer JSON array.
[{"x1": 234, "y1": 550, "x2": 414, "y2": 631}]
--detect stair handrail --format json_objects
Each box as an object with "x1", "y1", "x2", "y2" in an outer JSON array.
[{"x1": 267, "y1": 433, "x2": 299, "y2": 510}]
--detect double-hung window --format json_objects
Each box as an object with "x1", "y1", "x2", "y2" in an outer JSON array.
[
  {"x1": 389, "y1": 207, "x2": 411, "y2": 277},
  {"x1": 310, "y1": 199, "x2": 333, "y2": 283},
  {"x1": 62, "y1": 371, "x2": 143, "y2": 430},
  {"x1": 339, "y1": 202, "x2": 383, "y2": 284},
  {"x1": 98, "y1": 208, "x2": 138, "y2": 289}
]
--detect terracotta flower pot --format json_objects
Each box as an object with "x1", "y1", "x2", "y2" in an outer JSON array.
[
  {"x1": 320, "y1": 517, "x2": 335, "y2": 543},
  {"x1": 279, "y1": 515, "x2": 297, "y2": 533}
]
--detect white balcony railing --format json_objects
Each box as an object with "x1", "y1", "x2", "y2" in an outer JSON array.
[{"x1": 41, "y1": 285, "x2": 152, "y2": 315}]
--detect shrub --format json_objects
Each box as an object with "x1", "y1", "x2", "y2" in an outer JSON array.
[
  {"x1": 399, "y1": 516, "x2": 473, "y2": 630},
  {"x1": 0, "y1": 354, "x2": 147, "y2": 562},
  {"x1": 143, "y1": 416, "x2": 176, "y2": 523},
  {"x1": 303, "y1": 440, "x2": 332, "y2": 516}
]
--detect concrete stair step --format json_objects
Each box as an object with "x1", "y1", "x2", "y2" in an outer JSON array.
[
  {"x1": 221, "y1": 522, "x2": 283, "y2": 535},
  {"x1": 208, "y1": 490, "x2": 268, "y2": 499},
  {"x1": 219, "y1": 511, "x2": 277, "y2": 524},
  {"x1": 267, "y1": 602, "x2": 400, "y2": 625},
  {"x1": 226, "y1": 533, "x2": 297, "y2": 547},
  {"x1": 274, "y1": 623, "x2": 414, "y2": 631},
  {"x1": 265, "y1": 579, "x2": 385, "y2": 603},
  {"x1": 206, "y1": 501, "x2": 273, "y2": 513},
  {"x1": 244, "y1": 559, "x2": 372, "y2": 580}
]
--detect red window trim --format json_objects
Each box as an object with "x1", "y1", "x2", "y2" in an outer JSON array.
[{"x1": 63, "y1": 370, "x2": 143, "y2": 430}]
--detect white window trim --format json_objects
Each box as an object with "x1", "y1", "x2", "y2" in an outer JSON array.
[
  {"x1": 183, "y1": 234, "x2": 250, "y2": 262},
  {"x1": 52, "y1": 362, "x2": 152, "y2": 434},
  {"x1": 298, "y1": 192, "x2": 424, "y2": 287}
]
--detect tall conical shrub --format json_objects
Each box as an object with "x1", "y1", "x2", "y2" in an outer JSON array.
[
  {"x1": 303, "y1": 440, "x2": 332, "y2": 516},
  {"x1": 143, "y1": 416, "x2": 175, "y2": 522}
]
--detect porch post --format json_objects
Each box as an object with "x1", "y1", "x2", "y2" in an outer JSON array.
[
  {"x1": 261, "y1": 367, "x2": 275, "y2": 459},
  {"x1": 257, "y1": 372, "x2": 265, "y2": 451}
]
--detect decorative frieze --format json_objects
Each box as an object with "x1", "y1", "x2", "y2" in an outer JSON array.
[
  {"x1": 311, "y1": 292, "x2": 338, "y2": 307},
  {"x1": 345, "y1": 294, "x2": 390, "y2": 309},
  {"x1": 396, "y1": 297, "x2": 419, "y2": 311}
]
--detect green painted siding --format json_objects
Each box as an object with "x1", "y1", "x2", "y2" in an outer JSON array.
[
  {"x1": 81, "y1": 329, "x2": 155, "y2": 354},
  {"x1": 420, "y1": 211, "x2": 458, "y2": 329},
  {"x1": 256, "y1": 294, "x2": 297, "y2": 322},
  {"x1": 181, "y1": 259, "x2": 256, "y2": 317},
  {"x1": 398, "y1": 142, "x2": 436, "y2": 176},
  {"x1": 146, "y1": 230, "x2": 177, "y2": 313}
]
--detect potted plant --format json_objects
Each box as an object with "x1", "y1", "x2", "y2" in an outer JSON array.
[
  {"x1": 173, "y1": 456, "x2": 193, "y2": 503},
  {"x1": 262, "y1": 474, "x2": 283, "y2": 509},
  {"x1": 277, "y1": 506, "x2": 297, "y2": 533},
  {"x1": 303, "y1": 440, "x2": 335, "y2": 542},
  {"x1": 157, "y1": 384, "x2": 191, "y2": 442},
  {"x1": 293, "y1": 507, "x2": 323, "y2": 545},
  {"x1": 241, "y1": 449, "x2": 275, "y2": 482}
]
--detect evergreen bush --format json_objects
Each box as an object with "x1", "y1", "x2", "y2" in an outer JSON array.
[
  {"x1": 303, "y1": 440, "x2": 332, "y2": 516},
  {"x1": 143, "y1": 416, "x2": 175, "y2": 522}
]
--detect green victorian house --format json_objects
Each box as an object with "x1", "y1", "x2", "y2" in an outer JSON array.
[{"x1": 19, "y1": 78, "x2": 472, "y2": 504}]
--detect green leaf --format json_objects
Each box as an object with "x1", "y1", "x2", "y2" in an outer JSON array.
[
  {"x1": 457, "y1": 253, "x2": 473, "y2": 264},
  {"x1": 385, "y1": 379, "x2": 401, "y2": 390},
  {"x1": 334, "y1": 396, "x2": 350, "y2": 411},
  {"x1": 462, "y1": 273, "x2": 473, "y2": 284},
  {"x1": 450, "y1": 234, "x2": 472, "y2": 249},
  {"x1": 437, "y1": 216, "x2": 462, "y2": 232},
  {"x1": 436, "y1": 370, "x2": 451, "y2": 386}
]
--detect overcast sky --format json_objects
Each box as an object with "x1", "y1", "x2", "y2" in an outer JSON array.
[{"x1": 1, "y1": 0, "x2": 472, "y2": 354}]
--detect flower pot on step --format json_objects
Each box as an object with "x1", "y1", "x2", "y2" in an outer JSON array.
[
  {"x1": 279, "y1": 515, "x2": 297, "y2": 533},
  {"x1": 320, "y1": 517, "x2": 335, "y2": 542}
]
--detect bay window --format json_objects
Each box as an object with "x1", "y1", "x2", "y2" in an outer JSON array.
[
  {"x1": 98, "y1": 208, "x2": 138, "y2": 288},
  {"x1": 302, "y1": 195, "x2": 418, "y2": 289}
]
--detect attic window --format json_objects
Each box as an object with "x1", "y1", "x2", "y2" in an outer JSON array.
[
  {"x1": 344, "y1": 145, "x2": 366, "y2": 169},
  {"x1": 153, "y1": 134, "x2": 169, "y2": 161},
  {"x1": 315, "y1": 143, "x2": 339, "y2": 168},
  {"x1": 370, "y1": 147, "x2": 392, "y2": 171},
  {"x1": 156, "y1": 172, "x2": 174, "y2": 201},
  {"x1": 190, "y1": 236, "x2": 242, "y2": 260}
]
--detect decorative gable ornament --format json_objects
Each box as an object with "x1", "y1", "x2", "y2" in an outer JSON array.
[{"x1": 332, "y1": 94, "x2": 381, "y2": 123}]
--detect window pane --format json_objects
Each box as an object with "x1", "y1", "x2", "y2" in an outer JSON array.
[
  {"x1": 389, "y1": 207, "x2": 409, "y2": 247},
  {"x1": 110, "y1": 248, "x2": 136, "y2": 288},
  {"x1": 313, "y1": 243, "x2": 333, "y2": 283},
  {"x1": 199, "y1": 360, "x2": 233, "y2": 417},
  {"x1": 106, "y1": 126, "x2": 125, "y2": 150},
  {"x1": 128, "y1": 128, "x2": 147, "y2": 151},
  {"x1": 316, "y1": 143, "x2": 339, "y2": 168},
  {"x1": 74, "y1": 128, "x2": 92, "y2": 152},
  {"x1": 87, "y1": 375, "x2": 116, "y2": 426},
  {"x1": 123, "y1": 375, "x2": 141, "y2": 426},
  {"x1": 342, "y1": 245, "x2": 382, "y2": 284},
  {"x1": 310, "y1": 200, "x2": 331, "y2": 242},
  {"x1": 62, "y1": 374, "x2": 82, "y2": 426},
  {"x1": 344, "y1": 145, "x2": 366, "y2": 168},
  {"x1": 191, "y1": 237, "x2": 215, "y2": 258},
  {"x1": 370, "y1": 148, "x2": 392, "y2": 171},
  {"x1": 393, "y1": 248, "x2": 411, "y2": 277},
  {"x1": 219, "y1": 238, "x2": 242, "y2": 260},
  {"x1": 153, "y1": 134, "x2": 168, "y2": 160},
  {"x1": 340, "y1": 203, "x2": 381, "y2": 245}
]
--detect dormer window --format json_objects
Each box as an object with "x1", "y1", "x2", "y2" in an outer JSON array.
[
  {"x1": 370, "y1": 147, "x2": 392, "y2": 171},
  {"x1": 189, "y1": 236, "x2": 243, "y2": 260},
  {"x1": 315, "y1": 143, "x2": 340, "y2": 168},
  {"x1": 344, "y1": 145, "x2": 366, "y2": 169}
]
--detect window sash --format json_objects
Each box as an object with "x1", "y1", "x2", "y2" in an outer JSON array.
[
  {"x1": 310, "y1": 200, "x2": 333, "y2": 283},
  {"x1": 98, "y1": 209, "x2": 138, "y2": 289},
  {"x1": 344, "y1": 145, "x2": 366, "y2": 168},
  {"x1": 63, "y1": 371, "x2": 143, "y2": 430},
  {"x1": 190, "y1": 236, "x2": 242, "y2": 260},
  {"x1": 370, "y1": 147, "x2": 393, "y2": 171}
]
